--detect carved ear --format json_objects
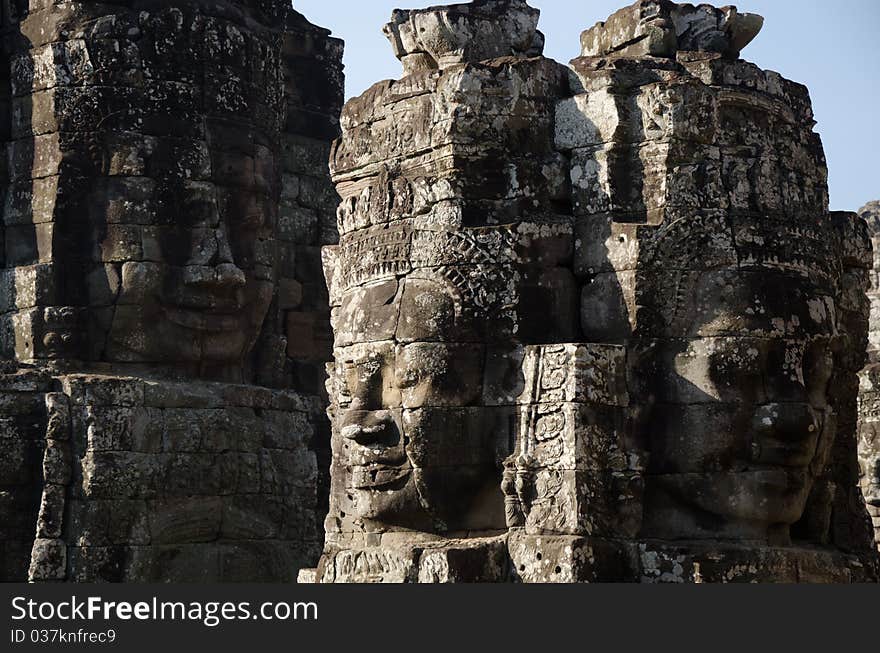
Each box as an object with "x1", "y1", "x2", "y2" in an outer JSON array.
[{"x1": 321, "y1": 245, "x2": 341, "y2": 307}]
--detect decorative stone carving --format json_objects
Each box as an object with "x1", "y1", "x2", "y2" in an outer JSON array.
[
  {"x1": 384, "y1": 0, "x2": 544, "y2": 74},
  {"x1": 312, "y1": 0, "x2": 879, "y2": 583},
  {"x1": 0, "y1": 1, "x2": 343, "y2": 582},
  {"x1": 559, "y1": 0, "x2": 877, "y2": 576},
  {"x1": 859, "y1": 367, "x2": 880, "y2": 550}
]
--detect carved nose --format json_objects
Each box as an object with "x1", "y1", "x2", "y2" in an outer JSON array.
[
  {"x1": 180, "y1": 223, "x2": 247, "y2": 291},
  {"x1": 752, "y1": 403, "x2": 819, "y2": 443},
  {"x1": 340, "y1": 411, "x2": 396, "y2": 446},
  {"x1": 750, "y1": 403, "x2": 821, "y2": 467},
  {"x1": 181, "y1": 263, "x2": 246, "y2": 290}
]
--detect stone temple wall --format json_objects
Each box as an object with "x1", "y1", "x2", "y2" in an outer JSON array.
[
  {"x1": 313, "y1": 0, "x2": 879, "y2": 583},
  {"x1": 0, "y1": 1, "x2": 343, "y2": 582},
  {"x1": 2, "y1": 0, "x2": 877, "y2": 584},
  {"x1": 0, "y1": 367, "x2": 51, "y2": 581},
  {"x1": 30, "y1": 375, "x2": 321, "y2": 582}
]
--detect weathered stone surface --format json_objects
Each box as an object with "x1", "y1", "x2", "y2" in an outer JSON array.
[
  {"x1": 384, "y1": 0, "x2": 543, "y2": 73},
  {"x1": 1, "y1": 2, "x2": 342, "y2": 582},
  {"x1": 860, "y1": 201, "x2": 880, "y2": 230},
  {"x1": 563, "y1": 0, "x2": 874, "y2": 566},
  {"x1": 37, "y1": 375, "x2": 320, "y2": 583},
  {"x1": 4, "y1": 0, "x2": 877, "y2": 584},
  {"x1": 857, "y1": 201, "x2": 880, "y2": 550},
  {"x1": 1, "y1": 1, "x2": 342, "y2": 393},
  {"x1": 580, "y1": 1, "x2": 764, "y2": 60},
  {"x1": 322, "y1": 0, "x2": 575, "y2": 557},
  {"x1": 315, "y1": 0, "x2": 878, "y2": 583}
]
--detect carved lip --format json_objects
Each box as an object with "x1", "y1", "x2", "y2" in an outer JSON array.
[
  {"x1": 162, "y1": 306, "x2": 245, "y2": 333},
  {"x1": 350, "y1": 464, "x2": 411, "y2": 491},
  {"x1": 742, "y1": 467, "x2": 809, "y2": 496},
  {"x1": 750, "y1": 441, "x2": 817, "y2": 469}
]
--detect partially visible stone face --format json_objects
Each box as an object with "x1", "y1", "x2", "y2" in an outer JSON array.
[
  {"x1": 858, "y1": 199, "x2": 880, "y2": 546},
  {"x1": 858, "y1": 201, "x2": 880, "y2": 358},
  {"x1": 635, "y1": 216, "x2": 843, "y2": 542},
  {"x1": 859, "y1": 369, "x2": 880, "y2": 542},
  {"x1": 859, "y1": 201, "x2": 880, "y2": 233}
]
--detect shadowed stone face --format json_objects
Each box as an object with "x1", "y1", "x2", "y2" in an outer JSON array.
[
  {"x1": 0, "y1": 1, "x2": 343, "y2": 584},
  {"x1": 641, "y1": 269, "x2": 838, "y2": 540},
  {"x1": 103, "y1": 143, "x2": 278, "y2": 372},
  {"x1": 97, "y1": 7, "x2": 283, "y2": 377},
  {"x1": 2, "y1": 1, "x2": 289, "y2": 381},
  {"x1": 561, "y1": 1, "x2": 873, "y2": 554}
]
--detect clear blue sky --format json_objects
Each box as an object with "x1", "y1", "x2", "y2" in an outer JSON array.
[{"x1": 295, "y1": 0, "x2": 879, "y2": 211}]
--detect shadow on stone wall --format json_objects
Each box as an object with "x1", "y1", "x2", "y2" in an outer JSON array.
[{"x1": 0, "y1": 1, "x2": 44, "y2": 582}]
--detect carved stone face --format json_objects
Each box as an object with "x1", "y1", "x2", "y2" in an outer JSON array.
[
  {"x1": 641, "y1": 268, "x2": 837, "y2": 541},
  {"x1": 860, "y1": 425, "x2": 880, "y2": 508},
  {"x1": 330, "y1": 275, "x2": 503, "y2": 533},
  {"x1": 95, "y1": 8, "x2": 283, "y2": 379},
  {"x1": 104, "y1": 152, "x2": 278, "y2": 375},
  {"x1": 858, "y1": 388, "x2": 880, "y2": 543},
  {"x1": 2, "y1": 3, "x2": 284, "y2": 381}
]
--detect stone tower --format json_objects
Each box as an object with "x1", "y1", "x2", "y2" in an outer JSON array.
[
  {"x1": 314, "y1": 0, "x2": 879, "y2": 583},
  {"x1": 0, "y1": 0, "x2": 343, "y2": 582}
]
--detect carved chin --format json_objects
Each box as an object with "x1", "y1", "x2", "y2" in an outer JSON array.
[
  {"x1": 659, "y1": 468, "x2": 814, "y2": 527},
  {"x1": 108, "y1": 308, "x2": 262, "y2": 364},
  {"x1": 349, "y1": 466, "x2": 489, "y2": 532},
  {"x1": 350, "y1": 474, "x2": 423, "y2": 524}
]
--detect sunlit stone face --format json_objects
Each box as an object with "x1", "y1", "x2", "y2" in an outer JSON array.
[
  {"x1": 330, "y1": 277, "x2": 504, "y2": 533},
  {"x1": 640, "y1": 267, "x2": 838, "y2": 541}
]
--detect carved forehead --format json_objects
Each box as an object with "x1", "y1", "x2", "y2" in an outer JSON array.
[
  {"x1": 335, "y1": 274, "x2": 466, "y2": 345},
  {"x1": 639, "y1": 267, "x2": 839, "y2": 339}
]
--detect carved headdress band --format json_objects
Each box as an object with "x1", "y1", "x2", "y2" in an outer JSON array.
[{"x1": 334, "y1": 222, "x2": 519, "y2": 295}]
